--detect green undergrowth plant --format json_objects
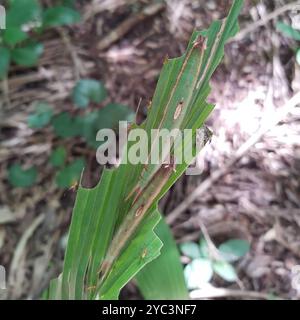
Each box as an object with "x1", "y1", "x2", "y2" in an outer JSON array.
[
  {"x1": 277, "y1": 21, "x2": 300, "y2": 65},
  {"x1": 181, "y1": 238, "x2": 250, "y2": 289},
  {"x1": 7, "y1": 79, "x2": 134, "y2": 189},
  {"x1": 0, "y1": 0, "x2": 80, "y2": 79},
  {"x1": 43, "y1": 1, "x2": 244, "y2": 300}
]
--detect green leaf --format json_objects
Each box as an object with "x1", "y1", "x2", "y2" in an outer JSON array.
[
  {"x1": 8, "y1": 164, "x2": 37, "y2": 188},
  {"x1": 212, "y1": 260, "x2": 237, "y2": 282},
  {"x1": 98, "y1": 209, "x2": 162, "y2": 299},
  {"x1": 276, "y1": 22, "x2": 300, "y2": 41},
  {"x1": 52, "y1": 112, "x2": 82, "y2": 138},
  {"x1": 11, "y1": 42, "x2": 43, "y2": 67},
  {"x1": 296, "y1": 48, "x2": 300, "y2": 65},
  {"x1": 45, "y1": 0, "x2": 243, "y2": 300},
  {"x1": 42, "y1": 6, "x2": 80, "y2": 28},
  {"x1": 136, "y1": 217, "x2": 189, "y2": 300},
  {"x1": 82, "y1": 104, "x2": 134, "y2": 148},
  {"x1": 218, "y1": 239, "x2": 250, "y2": 262},
  {"x1": 56, "y1": 158, "x2": 85, "y2": 188},
  {"x1": 72, "y1": 79, "x2": 107, "y2": 108},
  {"x1": 50, "y1": 147, "x2": 67, "y2": 167},
  {"x1": 6, "y1": 0, "x2": 41, "y2": 28},
  {"x1": 61, "y1": 0, "x2": 77, "y2": 8},
  {"x1": 180, "y1": 242, "x2": 201, "y2": 259},
  {"x1": 3, "y1": 28, "x2": 28, "y2": 46},
  {"x1": 199, "y1": 238, "x2": 209, "y2": 258},
  {"x1": 101, "y1": 103, "x2": 135, "y2": 128},
  {"x1": 0, "y1": 47, "x2": 11, "y2": 79},
  {"x1": 184, "y1": 258, "x2": 213, "y2": 289},
  {"x1": 28, "y1": 102, "x2": 53, "y2": 129}
]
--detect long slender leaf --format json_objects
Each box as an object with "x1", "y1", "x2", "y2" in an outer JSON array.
[
  {"x1": 135, "y1": 217, "x2": 188, "y2": 300},
  {"x1": 46, "y1": 0, "x2": 243, "y2": 300}
]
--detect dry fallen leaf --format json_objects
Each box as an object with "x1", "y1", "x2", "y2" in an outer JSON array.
[{"x1": 0, "y1": 206, "x2": 16, "y2": 225}]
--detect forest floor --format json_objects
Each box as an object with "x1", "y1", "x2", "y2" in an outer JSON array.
[{"x1": 1, "y1": 0, "x2": 300, "y2": 300}]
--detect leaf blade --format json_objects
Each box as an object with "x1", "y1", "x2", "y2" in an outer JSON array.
[{"x1": 136, "y1": 217, "x2": 189, "y2": 300}]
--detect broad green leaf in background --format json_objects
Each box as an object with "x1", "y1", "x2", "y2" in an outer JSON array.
[
  {"x1": 80, "y1": 112, "x2": 101, "y2": 147},
  {"x1": 0, "y1": 47, "x2": 11, "y2": 79},
  {"x1": 56, "y1": 158, "x2": 85, "y2": 188},
  {"x1": 136, "y1": 218, "x2": 189, "y2": 300},
  {"x1": 45, "y1": 0, "x2": 243, "y2": 300},
  {"x1": 11, "y1": 43, "x2": 44, "y2": 67},
  {"x1": 276, "y1": 21, "x2": 300, "y2": 41},
  {"x1": 51, "y1": 105, "x2": 133, "y2": 144},
  {"x1": 199, "y1": 238, "x2": 209, "y2": 258},
  {"x1": 180, "y1": 242, "x2": 201, "y2": 259},
  {"x1": 28, "y1": 102, "x2": 53, "y2": 129},
  {"x1": 82, "y1": 104, "x2": 135, "y2": 148},
  {"x1": 184, "y1": 258, "x2": 213, "y2": 289},
  {"x1": 212, "y1": 260, "x2": 237, "y2": 282},
  {"x1": 61, "y1": 0, "x2": 77, "y2": 8},
  {"x1": 52, "y1": 112, "x2": 82, "y2": 138},
  {"x1": 72, "y1": 79, "x2": 107, "y2": 108},
  {"x1": 2, "y1": 28, "x2": 28, "y2": 46},
  {"x1": 8, "y1": 164, "x2": 37, "y2": 188},
  {"x1": 6, "y1": 0, "x2": 41, "y2": 28},
  {"x1": 218, "y1": 238, "x2": 250, "y2": 262},
  {"x1": 296, "y1": 49, "x2": 300, "y2": 65},
  {"x1": 100, "y1": 103, "x2": 135, "y2": 128},
  {"x1": 50, "y1": 146, "x2": 67, "y2": 167},
  {"x1": 42, "y1": 6, "x2": 81, "y2": 28}
]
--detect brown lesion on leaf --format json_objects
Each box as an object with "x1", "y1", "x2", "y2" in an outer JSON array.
[
  {"x1": 163, "y1": 54, "x2": 169, "y2": 65},
  {"x1": 125, "y1": 185, "x2": 142, "y2": 204},
  {"x1": 174, "y1": 99, "x2": 184, "y2": 120},
  {"x1": 193, "y1": 35, "x2": 207, "y2": 52},
  {"x1": 162, "y1": 155, "x2": 177, "y2": 172},
  {"x1": 146, "y1": 99, "x2": 152, "y2": 110},
  {"x1": 141, "y1": 248, "x2": 148, "y2": 259},
  {"x1": 86, "y1": 285, "x2": 97, "y2": 292},
  {"x1": 135, "y1": 204, "x2": 145, "y2": 217}
]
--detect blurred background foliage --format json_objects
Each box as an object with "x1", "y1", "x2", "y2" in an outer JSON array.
[{"x1": 1, "y1": 0, "x2": 300, "y2": 300}]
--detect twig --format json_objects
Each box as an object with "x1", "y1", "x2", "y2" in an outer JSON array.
[
  {"x1": 84, "y1": 0, "x2": 138, "y2": 21},
  {"x1": 232, "y1": 0, "x2": 300, "y2": 42},
  {"x1": 166, "y1": 92, "x2": 300, "y2": 225},
  {"x1": 8, "y1": 214, "x2": 45, "y2": 296},
  {"x1": 198, "y1": 220, "x2": 245, "y2": 290},
  {"x1": 97, "y1": 3, "x2": 165, "y2": 51},
  {"x1": 190, "y1": 287, "x2": 283, "y2": 300},
  {"x1": 57, "y1": 28, "x2": 85, "y2": 81},
  {"x1": 198, "y1": 220, "x2": 221, "y2": 261}
]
